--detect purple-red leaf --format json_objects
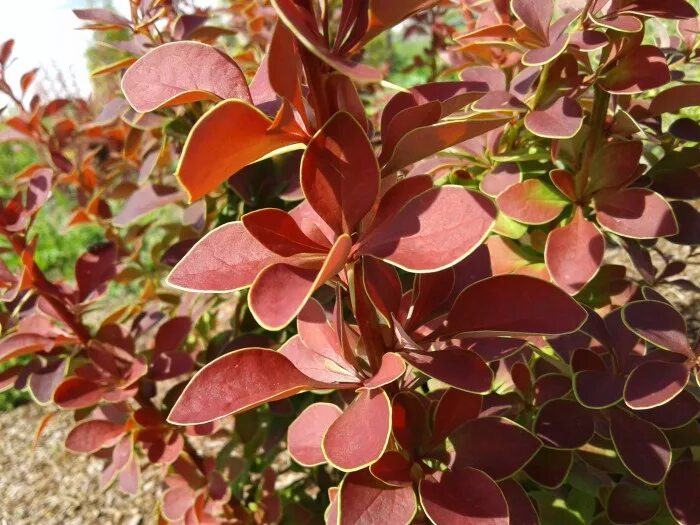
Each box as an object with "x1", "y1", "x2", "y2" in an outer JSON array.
[
  {"x1": 121, "y1": 41, "x2": 251, "y2": 113},
  {"x1": 451, "y1": 417, "x2": 541, "y2": 479},
  {"x1": 525, "y1": 97, "x2": 583, "y2": 139},
  {"x1": 610, "y1": 409, "x2": 671, "y2": 485},
  {"x1": 242, "y1": 208, "x2": 327, "y2": 256},
  {"x1": 545, "y1": 212, "x2": 605, "y2": 295},
  {"x1": 53, "y1": 377, "x2": 105, "y2": 409},
  {"x1": 624, "y1": 360, "x2": 690, "y2": 409},
  {"x1": 288, "y1": 403, "x2": 342, "y2": 467},
  {"x1": 573, "y1": 370, "x2": 624, "y2": 409},
  {"x1": 166, "y1": 222, "x2": 280, "y2": 293},
  {"x1": 498, "y1": 479, "x2": 539, "y2": 525},
  {"x1": 248, "y1": 234, "x2": 351, "y2": 330},
  {"x1": 301, "y1": 111, "x2": 379, "y2": 234},
  {"x1": 622, "y1": 300, "x2": 693, "y2": 356},
  {"x1": 448, "y1": 275, "x2": 587, "y2": 336},
  {"x1": 323, "y1": 388, "x2": 392, "y2": 471},
  {"x1": 595, "y1": 188, "x2": 678, "y2": 239},
  {"x1": 419, "y1": 468, "x2": 508, "y2": 525},
  {"x1": 65, "y1": 420, "x2": 124, "y2": 454},
  {"x1": 338, "y1": 468, "x2": 417, "y2": 525},
  {"x1": 402, "y1": 348, "x2": 493, "y2": 394},
  {"x1": 360, "y1": 186, "x2": 495, "y2": 272},
  {"x1": 433, "y1": 388, "x2": 482, "y2": 442},
  {"x1": 664, "y1": 461, "x2": 700, "y2": 525},
  {"x1": 534, "y1": 398, "x2": 594, "y2": 449},
  {"x1": 599, "y1": 45, "x2": 671, "y2": 94},
  {"x1": 381, "y1": 117, "x2": 508, "y2": 175}
]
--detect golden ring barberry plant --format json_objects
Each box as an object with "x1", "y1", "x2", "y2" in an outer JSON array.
[{"x1": 1, "y1": 0, "x2": 699, "y2": 523}]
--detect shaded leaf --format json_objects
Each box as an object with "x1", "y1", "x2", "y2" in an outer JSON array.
[{"x1": 420, "y1": 468, "x2": 508, "y2": 525}]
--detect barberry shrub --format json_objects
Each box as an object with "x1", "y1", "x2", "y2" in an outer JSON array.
[{"x1": 1, "y1": 0, "x2": 700, "y2": 523}]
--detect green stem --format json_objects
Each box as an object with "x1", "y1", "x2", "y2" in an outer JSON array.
[{"x1": 577, "y1": 86, "x2": 610, "y2": 197}]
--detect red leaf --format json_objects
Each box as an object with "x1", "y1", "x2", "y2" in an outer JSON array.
[
  {"x1": 0, "y1": 333, "x2": 53, "y2": 363},
  {"x1": 595, "y1": 188, "x2": 678, "y2": 238},
  {"x1": 451, "y1": 417, "x2": 541, "y2": 479},
  {"x1": 242, "y1": 208, "x2": 327, "y2": 256},
  {"x1": 28, "y1": 360, "x2": 67, "y2": 404},
  {"x1": 65, "y1": 420, "x2": 125, "y2": 453},
  {"x1": 433, "y1": 388, "x2": 482, "y2": 442},
  {"x1": 297, "y1": 298, "x2": 350, "y2": 356},
  {"x1": 522, "y1": 32, "x2": 570, "y2": 66},
  {"x1": 649, "y1": 84, "x2": 700, "y2": 115},
  {"x1": 338, "y1": 468, "x2": 417, "y2": 525},
  {"x1": 166, "y1": 221, "x2": 280, "y2": 293},
  {"x1": 162, "y1": 486, "x2": 194, "y2": 522},
  {"x1": 54, "y1": 377, "x2": 105, "y2": 409},
  {"x1": 406, "y1": 268, "x2": 455, "y2": 331},
  {"x1": 301, "y1": 111, "x2": 379, "y2": 234},
  {"x1": 168, "y1": 348, "x2": 331, "y2": 425},
  {"x1": 545, "y1": 212, "x2": 605, "y2": 295},
  {"x1": 279, "y1": 335, "x2": 357, "y2": 384},
  {"x1": 381, "y1": 117, "x2": 509, "y2": 175},
  {"x1": 624, "y1": 360, "x2": 690, "y2": 409},
  {"x1": 369, "y1": 451, "x2": 414, "y2": 487},
  {"x1": 362, "y1": 257, "x2": 402, "y2": 323},
  {"x1": 360, "y1": 186, "x2": 495, "y2": 272},
  {"x1": 249, "y1": 234, "x2": 351, "y2": 330},
  {"x1": 362, "y1": 353, "x2": 406, "y2": 389},
  {"x1": 419, "y1": 468, "x2": 508, "y2": 525},
  {"x1": 271, "y1": 0, "x2": 382, "y2": 83},
  {"x1": 76, "y1": 241, "x2": 117, "y2": 301},
  {"x1": 402, "y1": 348, "x2": 493, "y2": 394},
  {"x1": 366, "y1": 175, "x2": 434, "y2": 233},
  {"x1": 118, "y1": 456, "x2": 140, "y2": 494},
  {"x1": 621, "y1": 0, "x2": 697, "y2": 19},
  {"x1": 448, "y1": 275, "x2": 587, "y2": 336},
  {"x1": 379, "y1": 102, "x2": 442, "y2": 165},
  {"x1": 323, "y1": 388, "x2": 392, "y2": 471},
  {"x1": 392, "y1": 391, "x2": 430, "y2": 453},
  {"x1": 288, "y1": 402, "x2": 342, "y2": 466},
  {"x1": 176, "y1": 100, "x2": 302, "y2": 202},
  {"x1": 610, "y1": 409, "x2": 671, "y2": 485},
  {"x1": 497, "y1": 179, "x2": 567, "y2": 225},
  {"x1": 586, "y1": 141, "x2": 643, "y2": 194},
  {"x1": 622, "y1": 300, "x2": 693, "y2": 356},
  {"x1": 154, "y1": 317, "x2": 192, "y2": 353},
  {"x1": 600, "y1": 45, "x2": 671, "y2": 94},
  {"x1": 525, "y1": 97, "x2": 583, "y2": 139},
  {"x1": 665, "y1": 461, "x2": 700, "y2": 525},
  {"x1": 480, "y1": 162, "x2": 521, "y2": 197},
  {"x1": 511, "y1": 0, "x2": 552, "y2": 41},
  {"x1": 121, "y1": 41, "x2": 251, "y2": 113}
]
